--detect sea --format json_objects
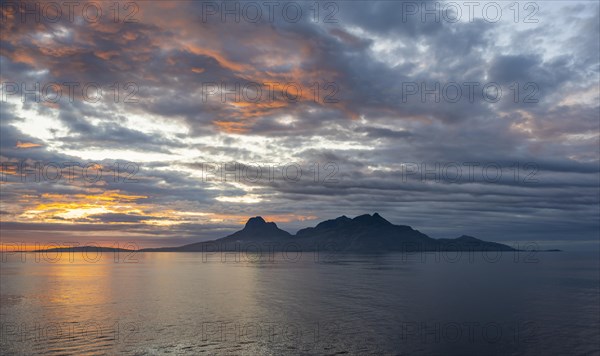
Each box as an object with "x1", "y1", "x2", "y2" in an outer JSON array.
[{"x1": 1, "y1": 249, "x2": 598, "y2": 355}]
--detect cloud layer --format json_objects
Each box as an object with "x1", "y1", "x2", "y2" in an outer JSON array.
[{"x1": 1, "y1": 1, "x2": 598, "y2": 249}]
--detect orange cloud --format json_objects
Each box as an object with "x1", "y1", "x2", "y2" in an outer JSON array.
[
  {"x1": 213, "y1": 120, "x2": 252, "y2": 134},
  {"x1": 94, "y1": 50, "x2": 119, "y2": 60},
  {"x1": 185, "y1": 45, "x2": 251, "y2": 73},
  {"x1": 22, "y1": 191, "x2": 150, "y2": 223},
  {"x1": 123, "y1": 31, "x2": 139, "y2": 41},
  {"x1": 16, "y1": 141, "x2": 41, "y2": 149}
]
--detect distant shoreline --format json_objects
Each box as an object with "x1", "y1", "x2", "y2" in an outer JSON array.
[
  {"x1": 5, "y1": 214, "x2": 566, "y2": 254},
  {"x1": 14, "y1": 247, "x2": 562, "y2": 253}
]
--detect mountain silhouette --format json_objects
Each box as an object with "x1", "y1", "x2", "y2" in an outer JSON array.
[
  {"x1": 143, "y1": 213, "x2": 516, "y2": 252},
  {"x1": 170, "y1": 216, "x2": 293, "y2": 251},
  {"x1": 235, "y1": 216, "x2": 292, "y2": 239}
]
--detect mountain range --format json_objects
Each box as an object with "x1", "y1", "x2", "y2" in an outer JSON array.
[{"x1": 141, "y1": 213, "x2": 516, "y2": 252}]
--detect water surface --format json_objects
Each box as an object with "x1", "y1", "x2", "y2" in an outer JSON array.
[{"x1": 1, "y1": 250, "x2": 598, "y2": 355}]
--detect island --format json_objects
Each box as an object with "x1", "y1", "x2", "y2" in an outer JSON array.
[{"x1": 140, "y1": 213, "x2": 518, "y2": 253}]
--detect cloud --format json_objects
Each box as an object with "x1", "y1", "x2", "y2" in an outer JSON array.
[
  {"x1": 0, "y1": 1, "x2": 598, "y2": 249},
  {"x1": 15, "y1": 141, "x2": 42, "y2": 149}
]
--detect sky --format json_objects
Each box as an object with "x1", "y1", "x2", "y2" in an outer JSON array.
[{"x1": 0, "y1": 0, "x2": 598, "y2": 250}]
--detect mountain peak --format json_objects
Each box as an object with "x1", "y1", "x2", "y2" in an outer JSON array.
[
  {"x1": 312, "y1": 215, "x2": 352, "y2": 230},
  {"x1": 352, "y1": 213, "x2": 392, "y2": 225},
  {"x1": 372, "y1": 212, "x2": 389, "y2": 222},
  {"x1": 207, "y1": 216, "x2": 292, "y2": 242},
  {"x1": 244, "y1": 216, "x2": 270, "y2": 229}
]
